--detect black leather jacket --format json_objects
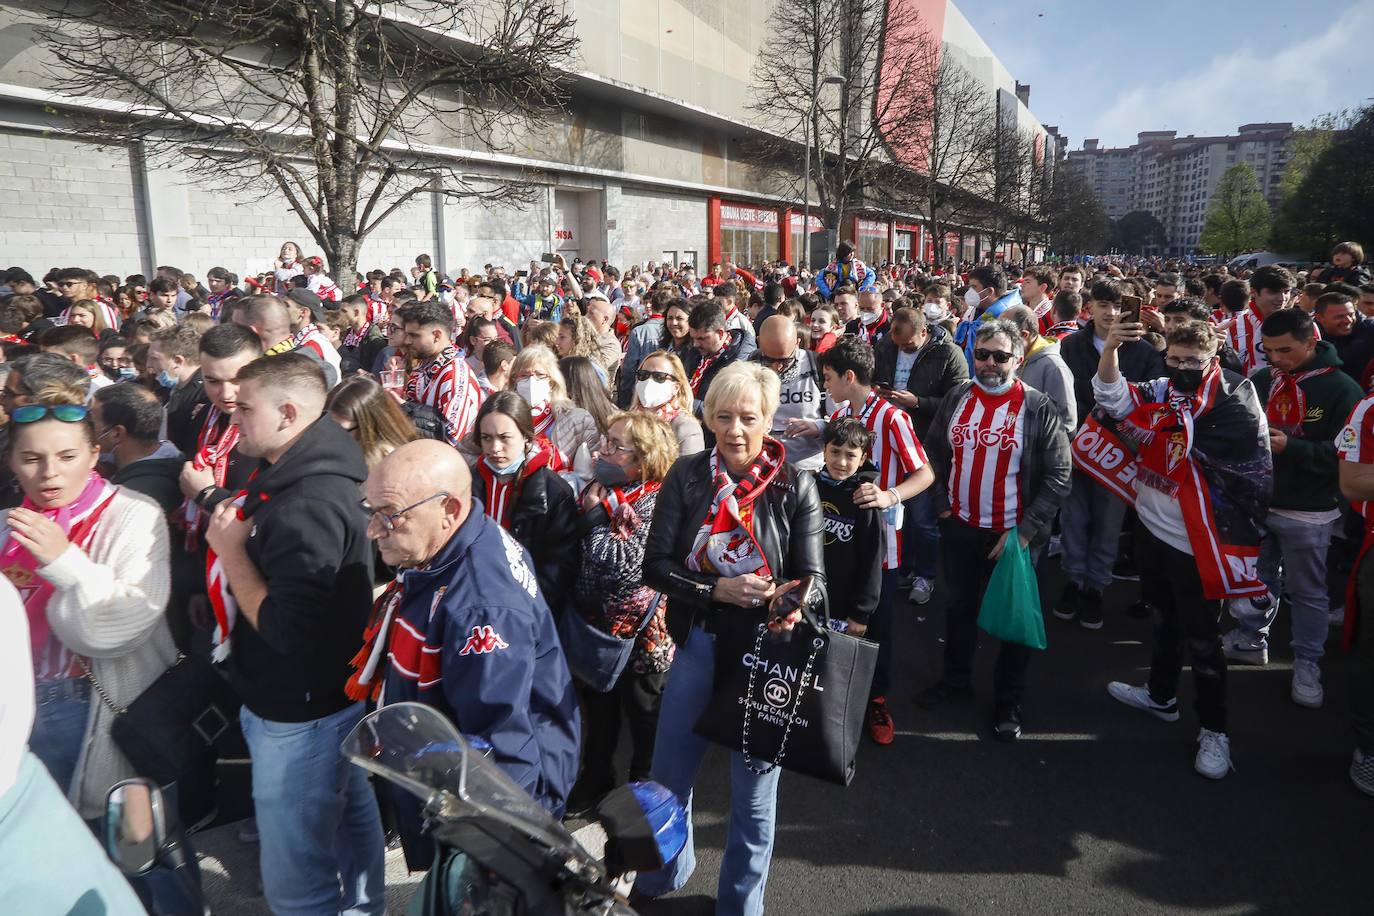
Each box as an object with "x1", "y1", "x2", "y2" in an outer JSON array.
[
  {"x1": 643, "y1": 449, "x2": 827, "y2": 645},
  {"x1": 482, "y1": 465, "x2": 580, "y2": 613}
]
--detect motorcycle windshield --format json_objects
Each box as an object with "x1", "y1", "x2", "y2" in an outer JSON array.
[{"x1": 341, "y1": 702, "x2": 585, "y2": 857}]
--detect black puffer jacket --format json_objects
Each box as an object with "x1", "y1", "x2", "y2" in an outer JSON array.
[
  {"x1": 873, "y1": 325, "x2": 969, "y2": 440},
  {"x1": 482, "y1": 465, "x2": 580, "y2": 613},
  {"x1": 643, "y1": 448, "x2": 826, "y2": 645}
]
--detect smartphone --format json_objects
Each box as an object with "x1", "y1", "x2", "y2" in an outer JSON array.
[
  {"x1": 771, "y1": 575, "x2": 816, "y2": 621},
  {"x1": 872, "y1": 377, "x2": 893, "y2": 392},
  {"x1": 515, "y1": 270, "x2": 528, "y2": 278},
  {"x1": 1120, "y1": 293, "x2": 1142, "y2": 324},
  {"x1": 540, "y1": 252, "x2": 555, "y2": 262}
]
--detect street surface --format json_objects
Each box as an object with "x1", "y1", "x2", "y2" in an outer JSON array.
[{"x1": 199, "y1": 562, "x2": 1367, "y2": 915}]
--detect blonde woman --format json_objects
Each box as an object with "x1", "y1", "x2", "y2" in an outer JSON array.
[
  {"x1": 629, "y1": 349, "x2": 704, "y2": 456},
  {"x1": 557, "y1": 315, "x2": 610, "y2": 384},
  {"x1": 505, "y1": 345, "x2": 599, "y2": 471}
]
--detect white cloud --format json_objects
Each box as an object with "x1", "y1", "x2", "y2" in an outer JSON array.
[{"x1": 1085, "y1": 9, "x2": 1373, "y2": 146}]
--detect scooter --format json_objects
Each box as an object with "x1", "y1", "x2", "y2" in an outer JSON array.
[
  {"x1": 342, "y1": 701, "x2": 688, "y2": 916},
  {"x1": 103, "y1": 778, "x2": 211, "y2": 915}
]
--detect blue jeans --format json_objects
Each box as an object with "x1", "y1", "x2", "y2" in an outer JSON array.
[
  {"x1": 241, "y1": 702, "x2": 385, "y2": 916},
  {"x1": 1060, "y1": 471, "x2": 1128, "y2": 591},
  {"x1": 633, "y1": 626, "x2": 781, "y2": 916},
  {"x1": 30, "y1": 678, "x2": 91, "y2": 795},
  {"x1": 902, "y1": 489, "x2": 940, "y2": 580},
  {"x1": 1248, "y1": 513, "x2": 1336, "y2": 661}
]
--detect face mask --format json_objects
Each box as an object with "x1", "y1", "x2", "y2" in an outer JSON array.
[
  {"x1": 636, "y1": 378, "x2": 675, "y2": 409},
  {"x1": 964, "y1": 287, "x2": 982, "y2": 309},
  {"x1": 156, "y1": 369, "x2": 178, "y2": 390},
  {"x1": 975, "y1": 373, "x2": 1015, "y2": 396},
  {"x1": 859, "y1": 310, "x2": 881, "y2": 326},
  {"x1": 117, "y1": 367, "x2": 137, "y2": 382},
  {"x1": 923, "y1": 303, "x2": 947, "y2": 322},
  {"x1": 515, "y1": 376, "x2": 550, "y2": 409},
  {"x1": 593, "y1": 456, "x2": 633, "y2": 488},
  {"x1": 484, "y1": 451, "x2": 525, "y2": 478},
  {"x1": 1167, "y1": 366, "x2": 1205, "y2": 393}
]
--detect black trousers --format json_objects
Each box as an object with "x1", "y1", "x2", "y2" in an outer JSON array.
[
  {"x1": 940, "y1": 518, "x2": 1033, "y2": 708},
  {"x1": 1352, "y1": 545, "x2": 1374, "y2": 753},
  {"x1": 1136, "y1": 521, "x2": 1228, "y2": 732},
  {"x1": 576, "y1": 669, "x2": 668, "y2": 796}
]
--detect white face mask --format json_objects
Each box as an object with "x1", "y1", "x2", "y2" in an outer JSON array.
[
  {"x1": 923, "y1": 303, "x2": 947, "y2": 322},
  {"x1": 859, "y1": 309, "x2": 881, "y2": 326},
  {"x1": 636, "y1": 378, "x2": 676, "y2": 409},
  {"x1": 964, "y1": 287, "x2": 982, "y2": 309},
  {"x1": 515, "y1": 376, "x2": 550, "y2": 410}
]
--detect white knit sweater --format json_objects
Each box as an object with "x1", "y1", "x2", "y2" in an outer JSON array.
[{"x1": 1, "y1": 489, "x2": 174, "y2": 818}]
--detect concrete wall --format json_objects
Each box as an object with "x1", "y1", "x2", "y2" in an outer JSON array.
[
  {"x1": 617, "y1": 186, "x2": 708, "y2": 270},
  {"x1": 0, "y1": 132, "x2": 146, "y2": 274}
]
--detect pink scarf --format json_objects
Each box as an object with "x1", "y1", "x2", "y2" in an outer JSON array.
[{"x1": 1, "y1": 473, "x2": 117, "y2": 680}]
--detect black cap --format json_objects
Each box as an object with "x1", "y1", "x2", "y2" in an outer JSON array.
[{"x1": 286, "y1": 288, "x2": 325, "y2": 322}]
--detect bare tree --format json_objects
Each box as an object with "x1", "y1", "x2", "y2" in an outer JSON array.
[
  {"x1": 745, "y1": 0, "x2": 937, "y2": 237},
  {"x1": 35, "y1": 0, "x2": 579, "y2": 280},
  {"x1": 1044, "y1": 167, "x2": 1109, "y2": 255},
  {"x1": 882, "y1": 54, "x2": 998, "y2": 266},
  {"x1": 981, "y1": 124, "x2": 1032, "y2": 255}
]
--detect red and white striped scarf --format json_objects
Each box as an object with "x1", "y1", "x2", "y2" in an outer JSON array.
[
  {"x1": 1266, "y1": 364, "x2": 1335, "y2": 435},
  {"x1": 206, "y1": 492, "x2": 247, "y2": 662},
  {"x1": 477, "y1": 444, "x2": 554, "y2": 528},
  {"x1": 689, "y1": 352, "x2": 720, "y2": 395},
  {"x1": 687, "y1": 438, "x2": 784, "y2": 579},
  {"x1": 601, "y1": 479, "x2": 661, "y2": 538},
  {"x1": 343, "y1": 321, "x2": 372, "y2": 349},
  {"x1": 344, "y1": 578, "x2": 405, "y2": 702},
  {"x1": 1, "y1": 473, "x2": 117, "y2": 681},
  {"x1": 182, "y1": 406, "x2": 240, "y2": 549},
  {"x1": 530, "y1": 406, "x2": 570, "y2": 471}
]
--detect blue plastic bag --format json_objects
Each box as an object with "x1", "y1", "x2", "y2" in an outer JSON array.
[{"x1": 976, "y1": 536, "x2": 1047, "y2": 650}]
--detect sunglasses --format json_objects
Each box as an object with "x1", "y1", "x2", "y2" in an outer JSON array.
[
  {"x1": 12, "y1": 404, "x2": 90, "y2": 424},
  {"x1": 635, "y1": 369, "x2": 674, "y2": 384},
  {"x1": 973, "y1": 348, "x2": 1015, "y2": 365}
]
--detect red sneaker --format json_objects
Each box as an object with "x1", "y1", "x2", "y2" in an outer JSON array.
[{"x1": 866, "y1": 697, "x2": 895, "y2": 745}]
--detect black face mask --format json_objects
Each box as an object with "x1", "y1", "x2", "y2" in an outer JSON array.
[{"x1": 1167, "y1": 366, "x2": 1205, "y2": 393}]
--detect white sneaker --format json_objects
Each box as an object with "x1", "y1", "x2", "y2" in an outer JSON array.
[
  {"x1": 1221, "y1": 629, "x2": 1268, "y2": 666},
  {"x1": 1106, "y1": 682, "x2": 1180, "y2": 722},
  {"x1": 1292, "y1": 658, "x2": 1324, "y2": 708},
  {"x1": 1195, "y1": 729, "x2": 1232, "y2": 780},
  {"x1": 910, "y1": 576, "x2": 934, "y2": 605}
]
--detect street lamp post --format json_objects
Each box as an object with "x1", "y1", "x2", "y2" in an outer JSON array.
[{"x1": 801, "y1": 75, "x2": 845, "y2": 274}]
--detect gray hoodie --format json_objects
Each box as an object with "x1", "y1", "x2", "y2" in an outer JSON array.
[{"x1": 1019, "y1": 337, "x2": 1077, "y2": 434}]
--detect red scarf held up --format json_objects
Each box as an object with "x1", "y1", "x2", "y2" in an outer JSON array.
[
  {"x1": 182, "y1": 407, "x2": 241, "y2": 550},
  {"x1": 687, "y1": 438, "x2": 785, "y2": 580},
  {"x1": 0, "y1": 472, "x2": 116, "y2": 679},
  {"x1": 1266, "y1": 364, "x2": 1335, "y2": 435}
]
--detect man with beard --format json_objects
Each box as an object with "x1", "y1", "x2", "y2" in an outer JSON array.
[
  {"x1": 917, "y1": 320, "x2": 1071, "y2": 742},
  {"x1": 1099, "y1": 320, "x2": 1271, "y2": 780}
]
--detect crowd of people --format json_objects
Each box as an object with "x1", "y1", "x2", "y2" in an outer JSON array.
[{"x1": 2, "y1": 236, "x2": 1373, "y2": 915}]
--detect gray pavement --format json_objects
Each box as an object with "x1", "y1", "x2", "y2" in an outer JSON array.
[{"x1": 200, "y1": 565, "x2": 1368, "y2": 915}]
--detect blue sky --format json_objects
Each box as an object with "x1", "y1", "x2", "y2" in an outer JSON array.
[{"x1": 959, "y1": 0, "x2": 1373, "y2": 149}]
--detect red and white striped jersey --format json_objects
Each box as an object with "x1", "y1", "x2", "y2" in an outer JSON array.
[
  {"x1": 830, "y1": 390, "x2": 928, "y2": 569},
  {"x1": 945, "y1": 382, "x2": 1029, "y2": 531},
  {"x1": 1337, "y1": 393, "x2": 1374, "y2": 525},
  {"x1": 406, "y1": 346, "x2": 481, "y2": 446},
  {"x1": 1227, "y1": 303, "x2": 1267, "y2": 375},
  {"x1": 307, "y1": 273, "x2": 341, "y2": 302},
  {"x1": 292, "y1": 326, "x2": 342, "y2": 381},
  {"x1": 366, "y1": 295, "x2": 389, "y2": 325}
]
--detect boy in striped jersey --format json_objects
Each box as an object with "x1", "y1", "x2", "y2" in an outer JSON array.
[
  {"x1": 810, "y1": 336, "x2": 934, "y2": 745},
  {"x1": 919, "y1": 320, "x2": 1072, "y2": 741}
]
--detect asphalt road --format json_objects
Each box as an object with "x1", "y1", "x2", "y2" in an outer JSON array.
[{"x1": 199, "y1": 559, "x2": 1368, "y2": 915}]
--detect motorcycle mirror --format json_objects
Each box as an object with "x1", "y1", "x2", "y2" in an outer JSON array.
[
  {"x1": 104, "y1": 778, "x2": 167, "y2": 876},
  {"x1": 595, "y1": 781, "x2": 688, "y2": 878}
]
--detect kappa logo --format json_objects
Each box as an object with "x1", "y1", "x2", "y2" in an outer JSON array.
[{"x1": 459, "y1": 625, "x2": 508, "y2": 656}]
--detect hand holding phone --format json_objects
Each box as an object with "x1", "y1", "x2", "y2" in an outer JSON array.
[
  {"x1": 768, "y1": 576, "x2": 815, "y2": 633},
  {"x1": 1120, "y1": 293, "x2": 1142, "y2": 324}
]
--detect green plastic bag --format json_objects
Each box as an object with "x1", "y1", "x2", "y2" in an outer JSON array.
[{"x1": 976, "y1": 536, "x2": 1047, "y2": 650}]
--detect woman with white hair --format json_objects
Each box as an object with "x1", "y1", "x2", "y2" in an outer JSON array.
[
  {"x1": 504, "y1": 345, "x2": 599, "y2": 471},
  {"x1": 633, "y1": 361, "x2": 826, "y2": 916}
]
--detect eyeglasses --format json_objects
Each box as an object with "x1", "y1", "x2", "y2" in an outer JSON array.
[
  {"x1": 12, "y1": 404, "x2": 89, "y2": 424},
  {"x1": 1164, "y1": 356, "x2": 1209, "y2": 370},
  {"x1": 360, "y1": 492, "x2": 450, "y2": 533},
  {"x1": 762, "y1": 353, "x2": 798, "y2": 373},
  {"x1": 635, "y1": 369, "x2": 674, "y2": 384},
  {"x1": 598, "y1": 438, "x2": 637, "y2": 458},
  {"x1": 973, "y1": 348, "x2": 1016, "y2": 365}
]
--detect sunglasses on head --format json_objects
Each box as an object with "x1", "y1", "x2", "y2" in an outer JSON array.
[
  {"x1": 12, "y1": 404, "x2": 89, "y2": 424},
  {"x1": 635, "y1": 369, "x2": 674, "y2": 384},
  {"x1": 973, "y1": 348, "x2": 1015, "y2": 365}
]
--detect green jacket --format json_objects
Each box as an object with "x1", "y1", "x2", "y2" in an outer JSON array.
[{"x1": 1252, "y1": 340, "x2": 1364, "y2": 512}]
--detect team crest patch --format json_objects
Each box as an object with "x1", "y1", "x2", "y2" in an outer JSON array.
[
  {"x1": 459, "y1": 625, "x2": 508, "y2": 656},
  {"x1": 1166, "y1": 431, "x2": 1188, "y2": 473}
]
